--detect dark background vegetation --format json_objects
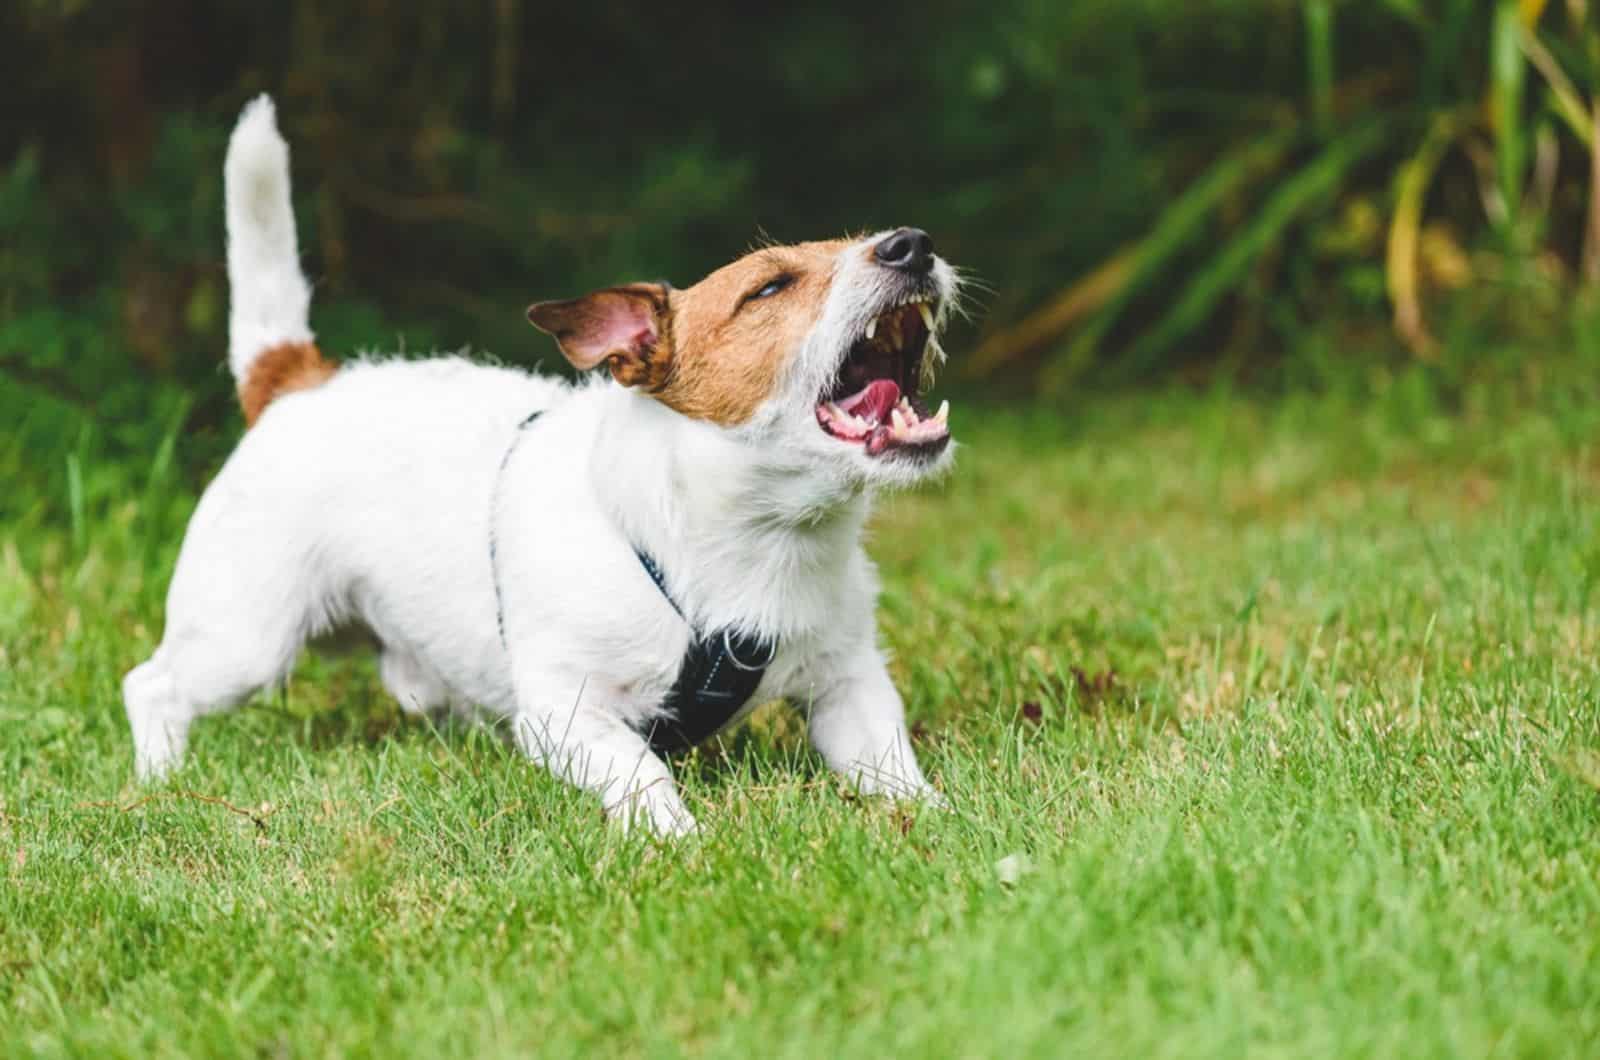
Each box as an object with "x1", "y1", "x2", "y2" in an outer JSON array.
[{"x1": 3, "y1": 0, "x2": 1599, "y2": 502}]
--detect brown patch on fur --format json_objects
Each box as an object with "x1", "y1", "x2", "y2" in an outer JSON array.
[
  {"x1": 654, "y1": 240, "x2": 847, "y2": 426},
  {"x1": 238, "y1": 341, "x2": 336, "y2": 426},
  {"x1": 528, "y1": 239, "x2": 852, "y2": 427}
]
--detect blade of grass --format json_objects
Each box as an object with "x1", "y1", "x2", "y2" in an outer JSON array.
[{"x1": 65, "y1": 452, "x2": 84, "y2": 554}]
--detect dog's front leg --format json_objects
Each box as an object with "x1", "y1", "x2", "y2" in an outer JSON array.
[
  {"x1": 510, "y1": 671, "x2": 695, "y2": 837},
  {"x1": 805, "y1": 646, "x2": 942, "y2": 805}
]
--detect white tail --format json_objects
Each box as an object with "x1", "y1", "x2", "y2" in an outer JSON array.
[{"x1": 225, "y1": 95, "x2": 314, "y2": 383}]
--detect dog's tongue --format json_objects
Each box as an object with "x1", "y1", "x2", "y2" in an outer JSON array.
[{"x1": 838, "y1": 379, "x2": 900, "y2": 424}]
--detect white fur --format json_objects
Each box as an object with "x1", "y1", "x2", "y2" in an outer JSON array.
[
  {"x1": 224, "y1": 95, "x2": 314, "y2": 379},
  {"x1": 125, "y1": 98, "x2": 955, "y2": 836}
]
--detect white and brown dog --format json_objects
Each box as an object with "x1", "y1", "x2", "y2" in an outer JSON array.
[{"x1": 124, "y1": 96, "x2": 962, "y2": 835}]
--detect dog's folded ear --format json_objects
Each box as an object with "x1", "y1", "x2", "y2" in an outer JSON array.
[{"x1": 527, "y1": 283, "x2": 673, "y2": 389}]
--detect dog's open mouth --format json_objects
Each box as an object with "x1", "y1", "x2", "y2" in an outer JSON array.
[{"x1": 815, "y1": 298, "x2": 950, "y2": 457}]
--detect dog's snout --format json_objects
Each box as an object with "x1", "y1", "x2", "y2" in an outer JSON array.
[{"x1": 873, "y1": 227, "x2": 935, "y2": 275}]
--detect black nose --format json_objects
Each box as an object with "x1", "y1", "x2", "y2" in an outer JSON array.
[{"x1": 874, "y1": 227, "x2": 934, "y2": 274}]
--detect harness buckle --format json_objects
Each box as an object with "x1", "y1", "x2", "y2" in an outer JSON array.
[{"x1": 721, "y1": 629, "x2": 777, "y2": 672}]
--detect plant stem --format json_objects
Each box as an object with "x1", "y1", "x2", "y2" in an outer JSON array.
[
  {"x1": 1307, "y1": 0, "x2": 1336, "y2": 138},
  {"x1": 1492, "y1": 0, "x2": 1528, "y2": 242}
]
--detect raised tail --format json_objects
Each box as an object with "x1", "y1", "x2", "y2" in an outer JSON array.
[{"x1": 224, "y1": 94, "x2": 332, "y2": 425}]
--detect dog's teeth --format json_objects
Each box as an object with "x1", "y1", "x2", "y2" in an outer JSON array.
[
  {"x1": 824, "y1": 402, "x2": 845, "y2": 420},
  {"x1": 918, "y1": 303, "x2": 934, "y2": 330},
  {"x1": 865, "y1": 318, "x2": 877, "y2": 341},
  {"x1": 891, "y1": 408, "x2": 909, "y2": 434},
  {"x1": 933, "y1": 399, "x2": 949, "y2": 423}
]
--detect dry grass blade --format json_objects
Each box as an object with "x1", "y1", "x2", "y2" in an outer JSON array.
[
  {"x1": 1588, "y1": 104, "x2": 1600, "y2": 286},
  {"x1": 1518, "y1": 23, "x2": 1595, "y2": 146},
  {"x1": 1387, "y1": 110, "x2": 1475, "y2": 359},
  {"x1": 77, "y1": 790, "x2": 277, "y2": 834},
  {"x1": 963, "y1": 245, "x2": 1136, "y2": 376}
]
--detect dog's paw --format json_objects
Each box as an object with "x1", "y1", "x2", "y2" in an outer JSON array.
[
  {"x1": 131, "y1": 739, "x2": 183, "y2": 783},
  {"x1": 130, "y1": 718, "x2": 187, "y2": 782},
  {"x1": 124, "y1": 663, "x2": 188, "y2": 782},
  {"x1": 843, "y1": 761, "x2": 946, "y2": 807},
  {"x1": 607, "y1": 788, "x2": 699, "y2": 839}
]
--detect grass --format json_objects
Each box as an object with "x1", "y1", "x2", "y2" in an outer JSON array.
[{"x1": 3, "y1": 355, "x2": 1600, "y2": 1057}]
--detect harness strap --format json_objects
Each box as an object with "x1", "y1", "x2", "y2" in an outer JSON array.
[
  {"x1": 635, "y1": 550, "x2": 684, "y2": 619},
  {"x1": 489, "y1": 409, "x2": 777, "y2": 758},
  {"x1": 490, "y1": 409, "x2": 546, "y2": 649},
  {"x1": 632, "y1": 548, "x2": 777, "y2": 755}
]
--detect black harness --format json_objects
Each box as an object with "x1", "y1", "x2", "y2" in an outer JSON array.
[{"x1": 490, "y1": 410, "x2": 777, "y2": 756}]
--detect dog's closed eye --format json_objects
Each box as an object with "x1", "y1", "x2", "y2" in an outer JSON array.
[{"x1": 737, "y1": 274, "x2": 794, "y2": 312}]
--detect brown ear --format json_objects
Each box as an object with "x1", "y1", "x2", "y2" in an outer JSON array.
[{"x1": 526, "y1": 282, "x2": 673, "y2": 388}]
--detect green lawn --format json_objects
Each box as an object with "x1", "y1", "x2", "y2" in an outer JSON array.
[{"x1": 3, "y1": 366, "x2": 1599, "y2": 1057}]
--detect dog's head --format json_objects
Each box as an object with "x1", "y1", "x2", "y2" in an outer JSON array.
[{"x1": 527, "y1": 229, "x2": 961, "y2": 489}]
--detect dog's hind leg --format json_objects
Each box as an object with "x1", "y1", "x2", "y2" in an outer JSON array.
[
  {"x1": 123, "y1": 499, "x2": 321, "y2": 778},
  {"x1": 123, "y1": 653, "x2": 187, "y2": 778},
  {"x1": 124, "y1": 614, "x2": 306, "y2": 780},
  {"x1": 124, "y1": 640, "x2": 298, "y2": 780}
]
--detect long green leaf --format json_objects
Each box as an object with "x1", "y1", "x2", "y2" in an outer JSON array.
[
  {"x1": 1048, "y1": 128, "x2": 1298, "y2": 385},
  {"x1": 1493, "y1": 0, "x2": 1529, "y2": 235},
  {"x1": 1110, "y1": 121, "x2": 1391, "y2": 379}
]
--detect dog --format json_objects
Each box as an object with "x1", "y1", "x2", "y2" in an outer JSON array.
[{"x1": 122, "y1": 96, "x2": 962, "y2": 835}]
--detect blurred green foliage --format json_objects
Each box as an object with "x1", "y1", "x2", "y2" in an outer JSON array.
[{"x1": 3, "y1": 0, "x2": 1599, "y2": 470}]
